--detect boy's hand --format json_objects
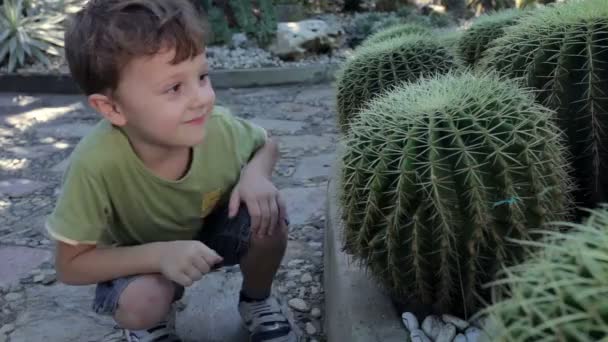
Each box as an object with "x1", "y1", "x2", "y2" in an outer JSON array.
[
  {"x1": 158, "y1": 241, "x2": 223, "y2": 287},
  {"x1": 228, "y1": 169, "x2": 287, "y2": 237}
]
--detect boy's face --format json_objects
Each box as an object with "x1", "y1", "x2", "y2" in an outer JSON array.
[{"x1": 110, "y1": 48, "x2": 215, "y2": 148}]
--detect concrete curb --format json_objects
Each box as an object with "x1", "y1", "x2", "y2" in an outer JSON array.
[
  {"x1": 0, "y1": 64, "x2": 340, "y2": 94},
  {"x1": 323, "y1": 175, "x2": 409, "y2": 342}
]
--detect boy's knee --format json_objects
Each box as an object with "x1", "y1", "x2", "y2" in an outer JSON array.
[{"x1": 114, "y1": 275, "x2": 176, "y2": 330}]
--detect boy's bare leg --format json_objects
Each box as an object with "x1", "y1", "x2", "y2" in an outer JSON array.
[
  {"x1": 114, "y1": 274, "x2": 176, "y2": 330},
  {"x1": 239, "y1": 223, "x2": 288, "y2": 299}
]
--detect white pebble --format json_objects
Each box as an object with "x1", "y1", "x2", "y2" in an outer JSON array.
[
  {"x1": 454, "y1": 333, "x2": 467, "y2": 342},
  {"x1": 0, "y1": 323, "x2": 15, "y2": 334},
  {"x1": 311, "y1": 307, "x2": 322, "y2": 318},
  {"x1": 422, "y1": 315, "x2": 443, "y2": 340},
  {"x1": 401, "y1": 312, "x2": 419, "y2": 331},
  {"x1": 436, "y1": 323, "x2": 456, "y2": 342},
  {"x1": 310, "y1": 286, "x2": 319, "y2": 295},
  {"x1": 301, "y1": 273, "x2": 313, "y2": 283},
  {"x1": 305, "y1": 322, "x2": 317, "y2": 335},
  {"x1": 409, "y1": 328, "x2": 431, "y2": 342},
  {"x1": 286, "y1": 280, "x2": 297, "y2": 288},
  {"x1": 465, "y1": 326, "x2": 482, "y2": 342},
  {"x1": 442, "y1": 314, "x2": 470, "y2": 331},
  {"x1": 5, "y1": 292, "x2": 22, "y2": 301},
  {"x1": 288, "y1": 298, "x2": 309, "y2": 312}
]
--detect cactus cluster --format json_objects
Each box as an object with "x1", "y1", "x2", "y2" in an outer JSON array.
[
  {"x1": 480, "y1": 0, "x2": 608, "y2": 217},
  {"x1": 359, "y1": 23, "x2": 432, "y2": 48},
  {"x1": 482, "y1": 205, "x2": 608, "y2": 341},
  {"x1": 339, "y1": 71, "x2": 572, "y2": 316},
  {"x1": 335, "y1": 34, "x2": 457, "y2": 133},
  {"x1": 199, "y1": 0, "x2": 277, "y2": 45},
  {"x1": 457, "y1": 9, "x2": 525, "y2": 67}
]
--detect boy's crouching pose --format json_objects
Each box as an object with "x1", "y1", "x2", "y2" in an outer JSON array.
[{"x1": 45, "y1": 1, "x2": 297, "y2": 341}]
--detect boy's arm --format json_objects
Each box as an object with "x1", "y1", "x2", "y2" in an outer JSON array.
[
  {"x1": 228, "y1": 138, "x2": 286, "y2": 237},
  {"x1": 56, "y1": 239, "x2": 222, "y2": 286}
]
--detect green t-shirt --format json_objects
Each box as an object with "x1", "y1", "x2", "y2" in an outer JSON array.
[{"x1": 45, "y1": 106, "x2": 267, "y2": 246}]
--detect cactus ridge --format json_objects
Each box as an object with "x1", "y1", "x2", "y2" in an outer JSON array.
[
  {"x1": 480, "y1": 0, "x2": 608, "y2": 215},
  {"x1": 336, "y1": 34, "x2": 457, "y2": 133},
  {"x1": 339, "y1": 71, "x2": 572, "y2": 316},
  {"x1": 483, "y1": 205, "x2": 608, "y2": 341},
  {"x1": 360, "y1": 23, "x2": 433, "y2": 48},
  {"x1": 457, "y1": 8, "x2": 526, "y2": 67}
]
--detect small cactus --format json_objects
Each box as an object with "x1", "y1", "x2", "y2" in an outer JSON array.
[
  {"x1": 457, "y1": 9, "x2": 526, "y2": 67},
  {"x1": 360, "y1": 23, "x2": 432, "y2": 47},
  {"x1": 482, "y1": 205, "x2": 608, "y2": 341},
  {"x1": 336, "y1": 34, "x2": 457, "y2": 133},
  {"x1": 339, "y1": 71, "x2": 572, "y2": 317},
  {"x1": 480, "y1": 0, "x2": 608, "y2": 218}
]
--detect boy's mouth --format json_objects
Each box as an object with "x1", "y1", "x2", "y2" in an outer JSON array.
[{"x1": 185, "y1": 115, "x2": 208, "y2": 126}]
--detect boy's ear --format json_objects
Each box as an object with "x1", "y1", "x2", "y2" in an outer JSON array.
[{"x1": 88, "y1": 94, "x2": 127, "y2": 127}]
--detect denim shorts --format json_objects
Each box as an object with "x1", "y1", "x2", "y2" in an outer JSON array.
[{"x1": 92, "y1": 204, "x2": 254, "y2": 316}]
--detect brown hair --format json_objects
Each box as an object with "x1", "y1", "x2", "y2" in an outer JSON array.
[{"x1": 65, "y1": 0, "x2": 205, "y2": 95}]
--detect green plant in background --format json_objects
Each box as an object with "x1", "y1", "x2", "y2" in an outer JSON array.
[
  {"x1": 480, "y1": 0, "x2": 608, "y2": 219},
  {"x1": 360, "y1": 23, "x2": 432, "y2": 47},
  {"x1": 199, "y1": 0, "x2": 277, "y2": 46},
  {"x1": 481, "y1": 205, "x2": 608, "y2": 340},
  {"x1": 457, "y1": 8, "x2": 525, "y2": 67},
  {"x1": 335, "y1": 34, "x2": 457, "y2": 133},
  {"x1": 339, "y1": 71, "x2": 572, "y2": 317},
  {"x1": 0, "y1": 0, "x2": 65, "y2": 72}
]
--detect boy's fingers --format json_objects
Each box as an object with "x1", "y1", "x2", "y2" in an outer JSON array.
[
  {"x1": 192, "y1": 256, "x2": 212, "y2": 274},
  {"x1": 228, "y1": 189, "x2": 241, "y2": 218},
  {"x1": 175, "y1": 273, "x2": 193, "y2": 287},
  {"x1": 247, "y1": 200, "x2": 261, "y2": 234},
  {"x1": 258, "y1": 199, "x2": 270, "y2": 237},
  {"x1": 268, "y1": 197, "x2": 278, "y2": 236},
  {"x1": 277, "y1": 194, "x2": 289, "y2": 222}
]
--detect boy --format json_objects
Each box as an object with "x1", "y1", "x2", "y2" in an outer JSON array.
[{"x1": 44, "y1": 1, "x2": 297, "y2": 341}]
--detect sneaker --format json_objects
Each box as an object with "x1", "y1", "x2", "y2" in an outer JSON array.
[
  {"x1": 238, "y1": 295, "x2": 298, "y2": 342},
  {"x1": 123, "y1": 305, "x2": 181, "y2": 342},
  {"x1": 123, "y1": 320, "x2": 182, "y2": 342}
]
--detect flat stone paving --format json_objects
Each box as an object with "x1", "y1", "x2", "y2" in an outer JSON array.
[{"x1": 0, "y1": 83, "x2": 338, "y2": 342}]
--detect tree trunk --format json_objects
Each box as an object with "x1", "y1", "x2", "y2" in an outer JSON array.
[{"x1": 442, "y1": 0, "x2": 466, "y2": 18}]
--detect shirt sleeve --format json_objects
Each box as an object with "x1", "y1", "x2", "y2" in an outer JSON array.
[
  {"x1": 217, "y1": 109, "x2": 268, "y2": 166},
  {"x1": 45, "y1": 160, "x2": 112, "y2": 245}
]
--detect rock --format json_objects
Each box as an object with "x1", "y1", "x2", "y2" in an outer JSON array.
[
  {"x1": 401, "y1": 312, "x2": 419, "y2": 331},
  {"x1": 5, "y1": 292, "x2": 22, "y2": 301},
  {"x1": 442, "y1": 314, "x2": 470, "y2": 331},
  {"x1": 277, "y1": 285, "x2": 288, "y2": 294},
  {"x1": 287, "y1": 259, "x2": 305, "y2": 267},
  {"x1": 288, "y1": 298, "x2": 309, "y2": 312},
  {"x1": 305, "y1": 322, "x2": 317, "y2": 335},
  {"x1": 454, "y1": 333, "x2": 467, "y2": 342},
  {"x1": 286, "y1": 280, "x2": 297, "y2": 288},
  {"x1": 0, "y1": 178, "x2": 49, "y2": 197},
  {"x1": 310, "y1": 286, "x2": 319, "y2": 295},
  {"x1": 230, "y1": 33, "x2": 250, "y2": 49},
  {"x1": 422, "y1": 315, "x2": 443, "y2": 340},
  {"x1": 311, "y1": 307, "x2": 321, "y2": 318},
  {"x1": 33, "y1": 274, "x2": 45, "y2": 283},
  {"x1": 300, "y1": 273, "x2": 313, "y2": 283},
  {"x1": 409, "y1": 328, "x2": 432, "y2": 342},
  {"x1": 41, "y1": 273, "x2": 56, "y2": 285},
  {"x1": 436, "y1": 323, "x2": 457, "y2": 342},
  {"x1": 269, "y1": 20, "x2": 343, "y2": 60},
  {"x1": 298, "y1": 287, "x2": 306, "y2": 298},
  {"x1": 287, "y1": 270, "x2": 302, "y2": 278},
  {"x1": 0, "y1": 334, "x2": 6, "y2": 342},
  {"x1": 313, "y1": 251, "x2": 323, "y2": 257},
  {"x1": 0, "y1": 323, "x2": 15, "y2": 334},
  {"x1": 465, "y1": 326, "x2": 482, "y2": 342}
]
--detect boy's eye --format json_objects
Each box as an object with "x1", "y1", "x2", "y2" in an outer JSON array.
[
  {"x1": 167, "y1": 83, "x2": 181, "y2": 93},
  {"x1": 200, "y1": 73, "x2": 208, "y2": 81}
]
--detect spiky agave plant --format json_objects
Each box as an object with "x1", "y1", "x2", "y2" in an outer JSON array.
[
  {"x1": 482, "y1": 205, "x2": 608, "y2": 341},
  {"x1": 359, "y1": 23, "x2": 432, "y2": 48},
  {"x1": 0, "y1": 0, "x2": 65, "y2": 72},
  {"x1": 335, "y1": 34, "x2": 457, "y2": 133},
  {"x1": 339, "y1": 71, "x2": 572, "y2": 317},
  {"x1": 480, "y1": 0, "x2": 608, "y2": 218},
  {"x1": 457, "y1": 8, "x2": 526, "y2": 67}
]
